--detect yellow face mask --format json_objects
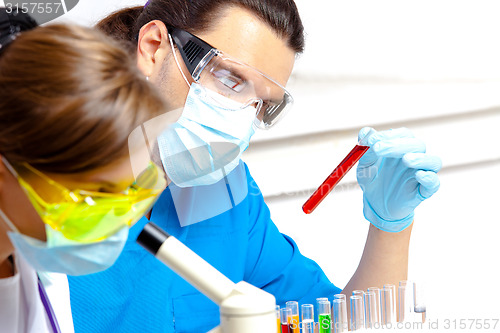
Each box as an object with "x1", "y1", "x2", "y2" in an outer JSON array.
[{"x1": 5, "y1": 159, "x2": 166, "y2": 243}]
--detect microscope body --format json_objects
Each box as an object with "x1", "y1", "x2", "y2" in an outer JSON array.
[{"x1": 137, "y1": 223, "x2": 277, "y2": 333}]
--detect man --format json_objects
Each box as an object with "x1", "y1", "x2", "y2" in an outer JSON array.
[{"x1": 69, "y1": 1, "x2": 441, "y2": 332}]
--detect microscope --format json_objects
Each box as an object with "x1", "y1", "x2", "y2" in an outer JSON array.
[{"x1": 137, "y1": 222, "x2": 277, "y2": 333}]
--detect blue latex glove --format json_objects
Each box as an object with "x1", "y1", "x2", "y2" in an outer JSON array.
[{"x1": 356, "y1": 127, "x2": 441, "y2": 232}]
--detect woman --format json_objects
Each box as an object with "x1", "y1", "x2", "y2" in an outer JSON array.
[
  {"x1": 69, "y1": 1, "x2": 442, "y2": 332},
  {"x1": 0, "y1": 8, "x2": 171, "y2": 332}
]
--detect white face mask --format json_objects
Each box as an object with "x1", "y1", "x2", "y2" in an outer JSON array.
[
  {"x1": 0, "y1": 208, "x2": 128, "y2": 276},
  {"x1": 157, "y1": 82, "x2": 257, "y2": 187}
]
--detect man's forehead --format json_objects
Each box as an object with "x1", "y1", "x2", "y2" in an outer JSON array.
[{"x1": 194, "y1": 7, "x2": 295, "y2": 87}]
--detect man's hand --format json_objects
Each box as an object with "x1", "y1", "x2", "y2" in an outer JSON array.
[{"x1": 357, "y1": 127, "x2": 441, "y2": 232}]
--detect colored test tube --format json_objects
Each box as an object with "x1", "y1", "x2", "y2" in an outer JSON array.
[
  {"x1": 302, "y1": 128, "x2": 376, "y2": 214},
  {"x1": 280, "y1": 307, "x2": 291, "y2": 333},
  {"x1": 276, "y1": 305, "x2": 281, "y2": 333},
  {"x1": 316, "y1": 297, "x2": 328, "y2": 322},
  {"x1": 318, "y1": 300, "x2": 331, "y2": 333},
  {"x1": 301, "y1": 304, "x2": 314, "y2": 333},
  {"x1": 286, "y1": 301, "x2": 300, "y2": 333}
]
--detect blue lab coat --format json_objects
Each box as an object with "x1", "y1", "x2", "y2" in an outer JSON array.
[{"x1": 68, "y1": 162, "x2": 341, "y2": 333}]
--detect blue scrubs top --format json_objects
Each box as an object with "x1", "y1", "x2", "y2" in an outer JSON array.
[{"x1": 68, "y1": 162, "x2": 341, "y2": 333}]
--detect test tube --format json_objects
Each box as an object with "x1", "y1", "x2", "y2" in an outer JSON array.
[
  {"x1": 352, "y1": 291, "x2": 365, "y2": 327},
  {"x1": 332, "y1": 298, "x2": 347, "y2": 333},
  {"x1": 384, "y1": 284, "x2": 397, "y2": 313},
  {"x1": 301, "y1": 304, "x2": 314, "y2": 333},
  {"x1": 367, "y1": 287, "x2": 381, "y2": 324},
  {"x1": 280, "y1": 307, "x2": 291, "y2": 333},
  {"x1": 398, "y1": 281, "x2": 414, "y2": 323},
  {"x1": 413, "y1": 282, "x2": 426, "y2": 323},
  {"x1": 350, "y1": 295, "x2": 364, "y2": 331},
  {"x1": 318, "y1": 300, "x2": 331, "y2": 333},
  {"x1": 333, "y1": 294, "x2": 348, "y2": 327},
  {"x1": 302, "y1": 128, "x2": 376, "y2": 214},
  {"x1": 286, "y1": 301, "x2": 300, "y2": 333},
  {"x1": 364, "y1": 291, "x2": 377, "y2": 328},
  {"x1": 276, "y1": 305, "x2": 281, "y2": 333},
  {"x1": 316, "y1": 297, "x2": 328, "y2": 323},
  {"x1": 381, "y1": 285, "x2": 395, "y2": 326}
]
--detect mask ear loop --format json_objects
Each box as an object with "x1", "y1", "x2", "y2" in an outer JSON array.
[
  {"x1": 167, "y1": 32, "x2": 191, "y2": 88},
  {"x1": 0, "y1": 209, "x2": 19, "y2": 233}
]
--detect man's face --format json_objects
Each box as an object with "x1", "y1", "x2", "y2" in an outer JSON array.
[{"x1": 148, "y1": 6, "x2": 296, "y2": 112}]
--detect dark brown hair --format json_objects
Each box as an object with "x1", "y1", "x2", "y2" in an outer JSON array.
[
  {"x1": 0, "y1": 24, "x2": 167, "y2": 173},
  {"x1": 97, "y1": 0, "x2": 305, "y2": 54}
]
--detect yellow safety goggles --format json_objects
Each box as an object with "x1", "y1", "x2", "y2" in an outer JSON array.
[{"x1": 7, "y1": 160, "x2": 166, "y2": 243}]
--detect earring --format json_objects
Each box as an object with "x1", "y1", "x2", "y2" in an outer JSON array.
[{"x1": 146, "y1": 76, "x2": 149, "y2": 81}]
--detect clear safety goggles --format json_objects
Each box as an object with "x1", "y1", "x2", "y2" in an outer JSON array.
[
  {"x1": 5, "y1": 160, "x2": 166, "y2": 243},
  {"x1": 168, "y1": 26, "x2": 294, "y2": 129}
]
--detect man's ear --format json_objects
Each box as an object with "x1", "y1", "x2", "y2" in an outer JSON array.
[{"x1": 136, "y1": 20, "x2": 171, "y2": 77}]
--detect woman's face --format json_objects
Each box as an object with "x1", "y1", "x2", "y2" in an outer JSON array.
[
  {"x1": 139, "y1": 6, "x2": 296, "y2": 112},
  {"x1": 0, "y1": 157, "x2": 137, "y2": 243}
]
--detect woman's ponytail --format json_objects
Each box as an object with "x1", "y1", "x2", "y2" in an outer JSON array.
[{"x1": 96, "y1": 6, "x2": 143, "y2": 53}]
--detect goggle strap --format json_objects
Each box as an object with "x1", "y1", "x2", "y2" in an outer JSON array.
[{"x1": 167, "y1": 26, "x2": 214, "y2": 76}]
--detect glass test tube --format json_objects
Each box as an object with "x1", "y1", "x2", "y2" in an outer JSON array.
[
  {"x1": 332, "y1": 298, "x2": 348, "y2": 333},
  {"x1": 364, "y1": 292, "x2": 377, "y2": 328},
  {"x1": 413, "y1": 282, "x2": 426, "y2": 323},
  {"x1": 276, "y1": 305, "x2": 281, "y2": 333},
  {"x1": 367, "y1": 287, "x2": 381, "y2": 324},
  {"x1": 333, "y1": 294, "x2": 348, "y2": 328},
  {"x1": 350, "y1": 295, "x2": 364, "y2": 331},
  {"x1": 381, "y1": 285, "x2": 395, "y2": 326},
  {"x1": 384, "y1": 284, "x2": 396, "y2": 314},
  {"x1": 318, "y1": 300, "x2": 331, "y2": 333},
  {"x1": 316, "y1": 297, "x2": 328, "y2": 322},
  {"x1": 302, "y1": 128, "x2": 376, "y2": 214},
  {"x1": 301, "y1": 304, "x2": 314, "y2": 333},
  {"x1": 398, "y1": 281, "x2": 414, "y2": 323},
  {"x1": 286, "y1": 301, "x2": 300, "y2": 333},
  {"x1": 352, "y1": 291, "x2": 365, "y2": 327},
  {"x1": 280, "y1": 307, "x2": 291, "y2": 333}
]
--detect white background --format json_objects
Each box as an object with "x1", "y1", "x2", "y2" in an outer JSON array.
[{"x1": 55, "y1": 0, "x2": 500, "y2": 330}]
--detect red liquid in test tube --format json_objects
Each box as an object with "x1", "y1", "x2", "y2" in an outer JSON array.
[{"x1": 302, "y1": 144, "x2": 370, "y2": 214}]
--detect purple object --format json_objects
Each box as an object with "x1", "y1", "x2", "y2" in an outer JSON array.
[
  {"x1": 38, "y1": 276, "x2": 62, "y2": 333},
  {"x1": 144, "y1": 0, "x2": 151, "y2": 7}
]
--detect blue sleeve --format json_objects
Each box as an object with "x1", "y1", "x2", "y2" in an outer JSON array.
[{"x1": 242, "y1": 163, "x2": 342, "y2": 306}]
